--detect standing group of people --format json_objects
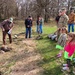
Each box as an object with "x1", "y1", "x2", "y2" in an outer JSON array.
[
  {"x1": 0, "y1": 16, "x2": 44, "y2": 45},
  {"x1": 56, "y1": 8, "x2": 75, "y2": 32},
  {"x1": 25, "y1": 16, "x2": 43, "y2": 39},
  {"x1": 55, "y1": 8, "x2": 75, "y2": 71}
]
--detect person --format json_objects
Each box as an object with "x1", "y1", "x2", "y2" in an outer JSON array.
[
  {"x1": 36, "y1": 16, "x2": 40, "y2": 34},
  {"x1": 55, "y1": 10, "x2": 62, "y2": 28},
  {"x1": 68, "y1": 9, "x2": 75, "y2": 32},
  {"x1": 58, "y1": 8, "x2": 69, "y2": 28},
  {"x1": 36, "y1": 16, "x2": 44, "y2": 34},
  {"x1": 62, "y1": 33, "x2": 75, "y2": 70},
  {"x1": 48, "y1": 28, "x2": 61, "y2": 41},
  {"x1": 39, "y1": 16, "x2": 44, "y2": 34},
  {"x1": 0, "y1": 18, "x2": 14, "y2": 45},
  {"x1": 56, "y1": 28, "x2": 68, "y2": 57},
  {"x1": 25, "y1": 16, "x2": 33, "y2": 38}
]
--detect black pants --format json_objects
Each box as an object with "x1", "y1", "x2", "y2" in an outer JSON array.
[
  {"x1": 3, "y1": 30, "x2": 12, "y2": 45},
  {"x1": 67, "y1": 59, "x2": 71, "y2": 67},
  {"x1": 25, "y1": 27, "x2": 31, "y2": 38}
]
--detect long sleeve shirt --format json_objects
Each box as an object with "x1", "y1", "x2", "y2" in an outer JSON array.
[
  {"x1": 57, "y1": 33, "x2": 67, "y2": 47},
  {"x1": 58, "y1": 14, "x2": 69, "y2": 28},
  {"x1": 0, "y1": 20, "x2": 13, "y2": 31},
  {"x1": 25, "y1": 19, "x2": 32, "y2": 28},
  {"x1": 68, "y1": 13, "x2": 75, "y2": 24},
  {"x1": 64, "y1": 42, "x2": 75, "y2": 57}
]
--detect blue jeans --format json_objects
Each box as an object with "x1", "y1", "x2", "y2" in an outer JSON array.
[
  {"x1": 40, "y1": 24, "x2": 43, "y2": 33},
  {"x1": 36, "y1": 25, "x2": 39, "y2": 33},
  {"x1": 36, "y1": 24, "x2": 43, "y2": 34},
  {"x1": 26, "y1": 27, "x2": 31, "y2": 38},
  {"x1": 68, "y1": 24, "x2": 74, "y2": 32}
]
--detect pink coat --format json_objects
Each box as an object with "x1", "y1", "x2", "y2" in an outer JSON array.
[{"x1": 64, "y1": 42, "x2": 75, "y2": 57}]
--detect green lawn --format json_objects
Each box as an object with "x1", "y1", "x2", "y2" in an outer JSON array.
[{"x1": 36, "y1": 25, "x2": 75, "y2": 75}]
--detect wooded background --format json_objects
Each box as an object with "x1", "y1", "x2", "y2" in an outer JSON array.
[{"x1": 0, "y1": 0, "x2": 75, "y2": 22}]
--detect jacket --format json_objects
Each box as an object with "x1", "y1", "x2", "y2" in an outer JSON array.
[
  {"x1": 68, "y1": 13, "x2": 75, "y2": 24},
  {"x1": 25, "y1": 19, "x2": 32, "y2": 28},
  {"x1": 58, "y1": 14, "x2": 69, "y2": 28},
  {"x1": 0, "y1": 20, "x2": 13, "y2": 31},
  {"x1": 64, "y1": 42, "x2": 75, "y2": 57},
  {"x1": 58, "y1": 33, "x2": 67, "y2": 47}
]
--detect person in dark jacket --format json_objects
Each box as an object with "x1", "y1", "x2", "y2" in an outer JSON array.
[
  {"x1": 25, "y1": 16, "x2": 32, "y2": 38},
  {"x1": 55, "y1": 11, "x2": 62, "y2": 28},
  {"x1": 0, "y1": 18, "x2": 14, "y2": 45}
]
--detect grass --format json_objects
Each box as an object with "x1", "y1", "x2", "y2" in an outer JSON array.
[
  {"x1": 36, "y1": 26, "x2": 63, "y2": 75},
  {"x1": 36, "y1": 25, "x2": 75, "y2": 75},
  {"x1": 0, "y1": 20, "x2": 75, "y2": 75}
]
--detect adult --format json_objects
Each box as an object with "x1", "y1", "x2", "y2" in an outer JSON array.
[
  {"x1": 58, "y1": 8, "x2": 69, "y2": 28},
  {"x1": 55, "y1": 11, "x2": 62, "y2": 28},
  {"x1": 0, "y1": 18, "x2": 14, "y2": 45},
  {"x1": 68, "y1": 9, "x2": 75, "y2": 32},
  {"x1": 25, "y1": 16, "x2": 33, "y2": 38},
  {"x1": 36, "y1": 16, "x2": 44, "y2": 34},
  {"x1": 36, "y1": 16, "x2": 40, "y2": 33},
  {"x1": 39, "y1": 16, "x2": 44, "y2": 34}
]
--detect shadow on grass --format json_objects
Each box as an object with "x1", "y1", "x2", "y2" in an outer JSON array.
[
  {"x1": 36, "y1": 36, "x2": 65, "y2": 75},
  {"x1": 43, "y1": 66, "x2": 62, "y2": 75}
]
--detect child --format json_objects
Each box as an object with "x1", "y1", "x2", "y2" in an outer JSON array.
[
  {"x1": 48, "y1": 28, "x2": 61, "y2": 41},
  {"x1": 56, "y1": 27, "x2": 68, "y2": 57},
  {"x1": 63, "y1": 32, "x2": 75, "y2": 70}
]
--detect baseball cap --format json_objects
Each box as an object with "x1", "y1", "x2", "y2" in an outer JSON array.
[{"x1": 9, "y1": 18, "x2": 13, "y2": 23}]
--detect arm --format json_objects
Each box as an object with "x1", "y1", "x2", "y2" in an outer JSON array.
[
  {"x1": 63, "y1": 16, "x2": 69, "y2": 27},
  {"x1": 74, "y1": 14, "x2": 75, "y2": 23},
  {"x1": 57, "y1": 34, "x2": 63, "y2": 45},
  {"x1": 0, "y1": 20, "x2": 6, "y2": 31},
  {"x1": 68, "y1": 44, "x2": 75, "y2": 57},
  {"x1": 58, "y1": 17, "x2": 63, "y2": 28},
  {"x1": 10, "y1": 22, "x2": 14, "y2": 30},
  {"x1": 25, "y1": 19, "x2": 27, "y2": 27},
  {"x1": 62, "y1": 35, "x2": 67, "y2": 47},
  {"x1": 31, "y1": 20, "x2": 33, "y2": 26}
]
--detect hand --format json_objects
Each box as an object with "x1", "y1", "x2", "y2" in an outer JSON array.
[
  {"x1": 28, "y1": 25, "x2": 30, "y2": 27},
  {"x1": 8, "y1": 30, "x2": 11, "y2": 34},
  {"x1": 2, "y1": 28, "x2": 5, "y2": 31}
]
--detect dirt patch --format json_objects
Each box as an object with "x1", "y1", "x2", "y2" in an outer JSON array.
[
  {"x1": 0, "y1": 36, "x2": 43, "y2": 75},
  {"x1": 10, "y1": 39, "x2": 43, "y2": 75}
]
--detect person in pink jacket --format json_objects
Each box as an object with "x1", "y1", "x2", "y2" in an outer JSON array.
[{"x1": 63, "y1": 33, "x2": 75, "y2": 70}]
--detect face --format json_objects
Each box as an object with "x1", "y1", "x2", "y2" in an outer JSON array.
[
  {"x1": 29, "y1": 17, "x2": 32, "y2": 20},
  {"x1": 61, "y1": 10, "x2": 66, "y2": 15},
  {"x1": 59, "y1": 12, "x2": 62, "y2": 16},
  {"x1": 39, "y1": 17, "x2": 41, "y2": 20},
  {"x1": 60, "y1": 29, "x2": 63, "y2": 34},
  {"x1": 67, "y1": 35, "x2": 72, "y2": 41},
  {"x1": 30, "y1": 17, "x2": 32, "y2": 20},
  {"x1": 63, "y1": 29, "x2": 67, "y2": 34},
  {"x1": 71, "y1": 10, "x2": 74, "y2": 14}
]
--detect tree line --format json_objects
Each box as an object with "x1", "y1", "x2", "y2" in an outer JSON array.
[{"x1": 0, "y1": 0, "x2": 75, "y2": 22}]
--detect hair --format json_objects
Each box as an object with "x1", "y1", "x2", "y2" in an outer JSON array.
[
  {"x1": 61, "y1": 27, "x2": 68, "y2": 34},
  {"x1": 28, "y1": 16, "x2": 31, "y2": 18},
  {"x1": 67, "y1": 32, "x2": 75, "y2": 42},
  {"x1": 37, "y1": 16, "x2": 40, "y2": 20},
  {"x1": 70, "y1": 9, "x2": 74, "y2": 13}
]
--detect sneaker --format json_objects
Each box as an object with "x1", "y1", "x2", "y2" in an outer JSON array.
[
  {"x1": 63, "y1": 64, "x2": 68, "y2": 67},
  {"x1": 62, "y1": 66, "x2": 69, "y2": 70},
  {"x1": 73, "y1": 71, "x2": 75, "y2": 74}
]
